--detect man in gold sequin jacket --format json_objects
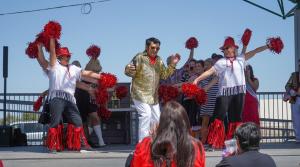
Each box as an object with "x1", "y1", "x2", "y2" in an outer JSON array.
[{"x1": 124, "y1": 37, "x2": 180, "y2": 141}]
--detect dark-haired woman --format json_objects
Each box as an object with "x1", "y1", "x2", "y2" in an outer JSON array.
[
  {"x1": 242, "y1": 65, "x2": 260, "y2": 126},
  {"x1": 130, "y1": 101, "x2": 205, "y2": 167}
]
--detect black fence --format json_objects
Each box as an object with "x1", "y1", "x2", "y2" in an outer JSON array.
[{"x1": 0, "y1": 91, "x2": 295, "y2": 145}]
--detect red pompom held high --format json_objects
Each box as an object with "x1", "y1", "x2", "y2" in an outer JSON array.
[
  {"x1": 25, "y1": 42, "x2": 38, "y2": 59},
  {"x1": 267, "y1": 37, "x2": 284, "y2": 54},
  {"x1": 241, "y1": 28, "x2": 252, "y2": 46},
  {"x1": 43, "y1": 21, "x2": 62, "y2": 39},
  {"x1": 86, "y1": 45, "x2": 101, "y2": 59},
  {"x1": 185, "y1": 37, "x2": 198, "y2": 49}
]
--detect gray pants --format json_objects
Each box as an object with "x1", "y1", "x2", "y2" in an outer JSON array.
[
  {"x1": 291, "y1": 97, "x2": 300, "y2": 141},
  {"x1": 49, "y1": 98, "x2": 82, "y2": 128}
]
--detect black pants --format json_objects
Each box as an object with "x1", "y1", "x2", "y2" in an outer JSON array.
[
  {"x1": 213, "y1": 93, "x2": 245, "y2": 122},
  {"x1": 49, "y1": 98, "x2": 82, "y2": 128},
  {"x1": 182, "y1": 99, "x2": 198, "y2": 126}
]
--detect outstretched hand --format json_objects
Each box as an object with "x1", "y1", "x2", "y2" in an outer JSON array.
[{"x1": 171, "y1": 53, "x2": 181, "y2": 64}]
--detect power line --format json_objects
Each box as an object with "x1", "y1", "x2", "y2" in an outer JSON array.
[{"x1": 0, "y1": 0, "x2": 111, "y2": 16}]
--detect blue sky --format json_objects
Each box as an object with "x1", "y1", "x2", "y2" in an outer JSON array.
[{"x1": 0, "y1": 0, "x2": 296, "y2": 93}]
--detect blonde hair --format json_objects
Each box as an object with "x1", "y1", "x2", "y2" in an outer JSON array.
[{"x1": 85, "y1": 58, "x2": 102, "y2": 73}]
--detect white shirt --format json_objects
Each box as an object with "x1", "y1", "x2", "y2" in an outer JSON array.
[
  {"x1": 213, "y1": 54, "x2": 246, "y2": 96},
  {"x1": 47, "y1": 61, "x2": 82, "y2": 101}
]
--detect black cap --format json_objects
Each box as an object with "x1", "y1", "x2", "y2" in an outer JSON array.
[{"x1": 211, "y1": 53, "x2": 223, "y2": 60}]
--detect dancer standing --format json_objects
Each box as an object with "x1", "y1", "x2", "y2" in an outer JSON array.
[
  {"x1": 37, "y1": 38, "x2": 102, "y2": 151},
  {"x1": 125, "y1": 37, "x2": 180, "y2": 142},
  {"x1": 193, "y1": 37, "x2": 271, "y2": 149}
]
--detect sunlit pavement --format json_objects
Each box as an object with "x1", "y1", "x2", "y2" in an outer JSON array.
[{"x1": 0, "y1": 142, "x2": 300, "y2": 167}]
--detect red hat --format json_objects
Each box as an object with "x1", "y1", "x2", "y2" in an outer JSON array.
[
  {"x1": 57, "y1": 47, "x2": 71, "y2": 57},
  {"x1": 219, "y1": 37, "x2": 239, "y2": 50}
]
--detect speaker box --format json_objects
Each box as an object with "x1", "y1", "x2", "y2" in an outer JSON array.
[{"x1": 0, "y1": 126, "x2": 13, "y2": 146}]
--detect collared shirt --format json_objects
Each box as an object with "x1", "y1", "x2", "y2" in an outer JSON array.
[{"x1": 125, "y1": 52, "x2": 176, "y2": 104}]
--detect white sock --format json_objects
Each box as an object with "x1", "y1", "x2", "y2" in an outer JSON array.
[
  {"x1": 93, "y1": 125, "x2": 105, "y2": 146},
  {"x1": 88, "y1": 127, "x2": 93, "y2": 135}
]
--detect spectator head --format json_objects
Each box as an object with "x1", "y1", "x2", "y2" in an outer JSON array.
[
  {"x1": 204, "y1": 58, "x2": 213, "y2": 71},
  {"x1": 151, "y1": 101, "x2": 196, "y2": 167},
  {"x1": 167, "y1": 55, "x2": 173, "y2": 66},
  {"x1": 145, "y1": 37, "x2": 161, "y2": 57},
  {"x1": 85, "y1": 58, "x2": 102, "y2": 73},
  {"x1": 188, "y1": 59, "x2": 197, "y2": 73},
  {"x1": 245, "y1": 64, "x2": 255, "y2": 81},
  {"x1": 234, "y1": 122, "x2": 261, "y2": 152},
  {"x1": 195, "y1": 60, "x2": 205, "y2": 74},
  {"x1": 71, "y1": 60, "x2": 81, "y2": 68},
  {"x1": 211, "y1": 53, "x2": 223, "y2": 64}
]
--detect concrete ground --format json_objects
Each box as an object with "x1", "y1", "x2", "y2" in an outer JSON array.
[{"x1": 0, "y1": 142, "x2": 300, "y2": 167}]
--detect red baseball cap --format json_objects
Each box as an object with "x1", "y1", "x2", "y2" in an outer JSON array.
[
  {"x1": 220, "y1": 37, "x2": 239, "y2": 50},
  {"x1": 57, "y1": 47, "x2": 71, "y2": 57}
]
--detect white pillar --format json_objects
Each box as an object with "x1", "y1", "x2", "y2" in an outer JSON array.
[{"x1": 294, "y1": 8, "x2": 300, "y2": 71}]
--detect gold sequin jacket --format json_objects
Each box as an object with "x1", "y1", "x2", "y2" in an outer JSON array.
[{"x1": 125, "y1": 52, "x2": 176, "y2": 104}]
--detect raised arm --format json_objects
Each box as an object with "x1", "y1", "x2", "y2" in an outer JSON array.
[
  {"x1": 81, "y1": 70, "x2": 101, "y2": 80},
  {"x1": 49, "y1": 38, "x2": 57, "y2": 67},
  {"x1": 81, "y1": 76, "x2": 98, "y2": 84},
  {"x1": 193, "y1": 67, "x2": 216, "y2": 85},
  {"x1": 37, "y1": 43, "x2": 49, "y2": 70},
  {"x1": 244, "y1": 45, "x2": 268, "y2": 60},
  {"x1": 188, "y1": 48, "x2": 194, "y2": 61},
  {"x1": 241, "y1": 44, "x2": 247, "y2": 55}
]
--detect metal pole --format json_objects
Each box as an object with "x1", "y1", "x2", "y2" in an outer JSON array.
[
  {"x1": 3, "y1": 46, "x2": 8, "y2": 126},
  {"x1": 295, "y1": 4, "x2": 300, "y2": 71},
  {"x1": 3, "y1": 78, "x2": 6, "y2": 126}
]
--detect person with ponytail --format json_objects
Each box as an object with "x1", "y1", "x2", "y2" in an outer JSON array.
[
  {"x1": 130, "y1": 101, "x2": 205, "y2": 167},
  {"x1": 83, "y1": 57, "x2": 106, "y2": 147}
]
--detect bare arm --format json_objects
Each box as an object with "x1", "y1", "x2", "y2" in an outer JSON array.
[
  {"x1": 81, "y1": 76, "x2": 98, "y2": 84},
  {"x1": 188, "y1": 48, "x2": 194, "y2": 61},
  {"x1": 193, "y1": 67, "x2": 216, "y2": 85},
  {"x1": 203, "y1": 76, "x2": 218, "y2": 92},
  {"x1": 36, "y1": 44, "x2": 49, "y2": 70},
  {"x1": 49, "y1": 38, "x2": 57, "y2": 67},
  {"x1": 76, "y1": 81, "x2": 96, "y2": 99},
  {"x1": 241, "y1": 45, "x2": 247, "y2": 55},
  {"x1": 247, "y1": 78, "x2": 259, "y2": 92},
  {"x1": 81, "y1": 70, "x2": 101, "y2": 80},
  {"x1": 245, "y1": 45, "x2": 268, "y2": 60}
]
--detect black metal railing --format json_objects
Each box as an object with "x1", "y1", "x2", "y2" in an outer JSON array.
[
  {"x1": 257, "y1": 92, "x2": 294, "y2": 143},
  {"x1": 0, "y1": 91, "x2": 295, "y2": 145}
]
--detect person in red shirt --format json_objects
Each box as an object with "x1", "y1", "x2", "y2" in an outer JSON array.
[{"x1": 130, "y1": 101, "x2": 205, "y2": 167}]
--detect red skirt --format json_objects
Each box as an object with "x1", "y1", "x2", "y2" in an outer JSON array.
[{"x1": 242, "y1": 91, "x2": 260, "y2": 126}]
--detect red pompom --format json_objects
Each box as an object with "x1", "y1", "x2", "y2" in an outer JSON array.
[
  {"x1": 182, "y1": 83, "x2": 199, "y2": 98},
  {"x1": 97, "y1": 106, "x2": 112, "y2": 120},
  {"x1": 116, "y1": 86, "x2": 128, "y2": 99},
  {"x1": 267, "y1": 37, "x2": 284, "y2": 54},
  {"x1": 26, "y1": 42, "x2": 38, "y2": 59},
  {"x1": 99, "y1": 73, "x2": 117, "y2": 88},
  {"x1": 86, "y1": 45, "x2": 101, "y2": 59},
  {"x1": 185, "y1": 37, "x2": 198, "y2": 49},
  {"x1": 195, "y1": 88, "x2": 207, "y2": 105},
  {"x1": 43, "y1": 21, "x2": 62, "y2": 39},
  {"x1": 159, "y1": 85, "x2": 179, "y2": 103},
  {"x1": 33, "y1": 96, "x2": 43, "y2": 112},
  {"x1": 35, "y1": 32, "x2": 61, "y2": 53},
  {"x1": 241, "y1": 28, "x2": 252, "y2": 46},
  {"x1": 95, "y1": 88, "x2": 109, "y2": 105}
]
